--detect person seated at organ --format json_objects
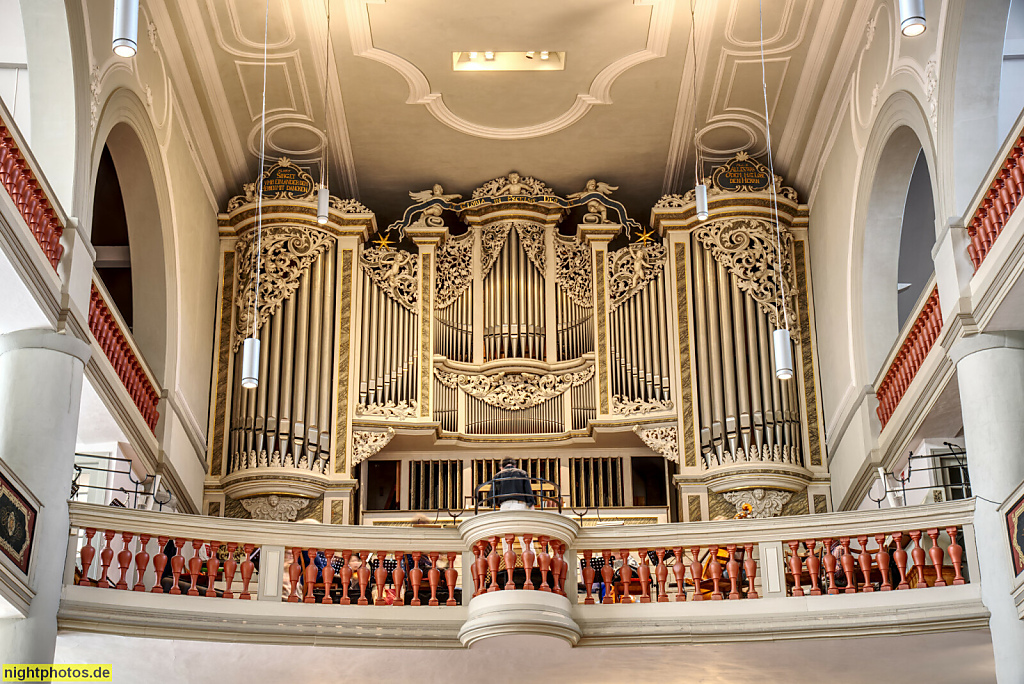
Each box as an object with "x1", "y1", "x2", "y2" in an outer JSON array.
[{"x1": 491, "y1": 458, "x2": 537, "y2": 559}]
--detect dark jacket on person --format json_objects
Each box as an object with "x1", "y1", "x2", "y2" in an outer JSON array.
[{"x1": 491, "y1": 467, "x2": 537, "y2": 506}]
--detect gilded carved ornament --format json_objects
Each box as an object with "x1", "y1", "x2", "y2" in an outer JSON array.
[
  {"x1": 435, "y1": 231, "x2": 474, "y2": 309},
  {"x1": 612, "y1": 396, "x2": 674, "y2": 416},
  {"x1": 633, "y1": 425, "x2": 679, "y2": 464},
  {"x1": 471, "y1": 172, "x2": 554, "y2": 198},
  {"x1": 435, "y1": 367, "x2": 594, "y2": 411},
  {"x1": 693, "y1": 218, "x2": 799, "y2": 333},
  {"x1": 408, "y1": 184, "x2": 463, "y2": 228},
  {"x1": 359, "y1": 246, "x2": 419, "y2": 313},
  {"x1": 567, "y1": 179, "x2": 619, "y2": 224},
  {"x1": 608, "y1": 243, "x2": 668, "y2": 310},
  {"x1": 234, "y1": 225, "x2": 334, "y2": 350},
  {"x1": 722, "y1": 488, "x2": 792, "y2": 519},
  {"x1": 480, "y1": 220, "x2": 546, "y2": 278},
  {"x1": 352, "y1": 428, "x2": 396, "y2": 466},
  {"x1": 553, "y1": 233, "x2": 593, "y2": 308},
  {"x1": 355, "y1": 400, "x2": 419, "y2": 419},
  {"x1": 240, "y1": 494, "x2": 308, "y2": 522},
  {"x1": 654, "y1": 153, "x2": 799, "y2": 207}
]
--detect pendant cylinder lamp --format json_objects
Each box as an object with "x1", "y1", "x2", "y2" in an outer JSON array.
[
  {"x1": 695, "y1": 184, "x2": 709, "y2": 221},
  {"x1": 112, "y1": 0, "x2": 140, "y2": 57},
  {"x1": 772, "y1": 328, "x2": 794, "y2": 380},
  {"x1": 241, "y1": 337, "x2": 260, "y2": 389},
  {"x1": 317, "y1": 186, "x2": 330, "y2": 224},
  {"x1": 898, "y1": 0, "x2": 926, "y2": 36}
]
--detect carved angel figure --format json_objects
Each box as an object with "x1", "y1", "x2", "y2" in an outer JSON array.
[
  {"x1": 409, "y1": 184, "x2": 462, "y2": 226},
  {"x1": 491, "y1": 172, "x2": 528, "y2": 196},
  {"x1": 568, "y1": 179, "x2": 619, "y2": 223}
]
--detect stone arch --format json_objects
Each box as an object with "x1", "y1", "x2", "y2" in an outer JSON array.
[
  {"x1": 91, "y1": 89, "x2": 177, "y2": 383},
  {"x1": 851, "y1": 92, "x2": 937, "y2": 384}
]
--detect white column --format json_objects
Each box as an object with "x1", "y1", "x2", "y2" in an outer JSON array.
[
  {"x1": 0, "y1": 329, "x2": 90, "y2": 663},
  {"x1": 950, "y1": 331, "x2": 1024, "y2": 684}
]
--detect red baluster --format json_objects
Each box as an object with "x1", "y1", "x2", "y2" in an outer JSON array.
[
  {"x1": 322, "y1": 550, "x2": 336, "y2": 604},
  {"x1": 909, "y1": 530, "x2": 927, "y2": 588},
  {"x1": 188, "y1": 541, "x2": 203, "y2": 596},
  {"x1": 306, "y1": 548, "x2": 320, "y2": 603},
  {"x1": 134, "y1": 534, "x2": 150, "y2": 592},
  {"x1": 689, "y1": 546, "x2": 703, "y2": 601},
  {"x1": 805, "y1": 540, "x2": 821, "y2": 596},
  {"x1": 239, "y1": 544, "x2": 255, "y2": 600},
  {"x1": 340, "y1": 550, "x2": 353, "y2": 605},
  {"x1": 839, "y1": 537, "x2": 856, "y2": 594},
  {"x1": 874, "y1": 534, "x2": 892, "y2": 591},
  {"x1": 472, "y1": 542, "x2": 487, "y2": 597},
  {"x1": 168, "y1": 538, "x2": 185, "y2": 595},
  {"x1": 222, "y1": 542, "x2": 237, "y2": 599},
  {"x1": 522, "y1": 535, "x2": 536, "y2": 590},
  {"x1": 357, "y1": 551, "x2": 371, "y2": 605},
  {"x1": 637, "y1": 548, "x2": 651, "y2": 603},
  {"x1": 287, "y1": 547, "x2": 302, "y2": 602},
  {"x1": 893, "y1": 532, "x2": 909, "y2": 590},
  {"x1": 409, "y1": 551, "x2": 423, "y2": 605},
  {"x1": 486, "y1": 538, "x2": 501, "y2": 593},
  {"x1": 374, "y1": 551, "x2": 388, "y2": 605},
  {"x1": 946, "y1": 527, "x2": 965, "y2": 585},
  {"x1": 708, "y1": 545, "x2": 723, "y2": 600},
  {"x1": 205, "y1": 543, "x2": 220, "y2": 598},
  {"x1": 151, "y1": 536, "x2": 168, "y2": 593},
  {"x1": 390, "y1": 551, "x2": 403, "y2": 606},
  {"x1": 787, "y1": 541, "x2": 804, "y2": 596},
  {"x1": 115, "y1": 532, "x2": 133, "y2": 590},
  {"x1": 619, "y1": 550, "x2": 633, "y2": 603},
  {"x1": 655, "y1": 549, "x2": 669, "y2": 602},
  {"x1": 927, "y1": 529, "x2": 946, "y2": 587},
  {"x1": 672, "y1": 547, "x2": 686, "y2": 601},
  {"x1": 726, "y1": 545, "x2": 740, "y2": 600},
  {"x1": 445, "y1": 552, "x2": 459, "y2": 606},
  {"x1": 743, "y1": 543, "x2": 758, "y2": 599},
  {"x1": 537, "y1": 537, "x2": 551, "y2": 592},
  {"x1": 79, "y1": 528, "x2": 97, "y2": 587},
  {"x1": 553, "y1": 542, "x2": 567, "y2": 595},
  {"x1": 503, "y1": 534, "x2": 518, "y2": 590},
  {"x1": 582, "y1": 551, "x2": 595, "y2": 604},
  {"x1": 100, "y1": 530, "x2": 116, "y2": 588},
  {"x1": 428, "y1": 552, "x2": 441, "y2": 606},
  {"x1": 857, "y1": 536, "x2": 874, "y2": 592},
  {"x1": 601, "y1": 550, "x2": 614, "y2": 604}
]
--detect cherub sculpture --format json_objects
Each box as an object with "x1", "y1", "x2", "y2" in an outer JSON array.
[
  {"x1": 408, "y1": 184, "x2": 462, "y2": 226},
  {"x1": 568, "y1": 179, "x2": 619, "y2": 223}
]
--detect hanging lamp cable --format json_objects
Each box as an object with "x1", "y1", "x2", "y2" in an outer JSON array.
[
  {"x1": 320, "y1": 0, "x2": 331, "y2": 193},
  {"x1": 690, "y1": 0, "x2": 700, "y2": 186},
  {"x1": 250, "y1": 0, "x2": 271, "y2": 342},
  {"x1": 758, "y1": 0, "x2": 790, "y2": 332}
]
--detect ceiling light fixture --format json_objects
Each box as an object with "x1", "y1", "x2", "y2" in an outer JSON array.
[
  {"x1": 469, "y1": 51, "x2": 478, "y2": 59},
  {"x1": 484, "y1": 51, "x2": 495, "y2": 61},
  {"x1": 526, "y1": 51, "x2": 535, "y2": 59},
  {"x1": 112, "y1": 0, "x2": 139, "y2": 57},
  {"x1": 690, "y1": 0, "x2": 709, "y2": 222},
  {"x1": 757, "y1": 0, "x2": 793, "y2": 380},
  {"x1": 898, "y1": 0, "x2": 927, "y2": 36},
  {"x1": 242, "y1": 0, "x2": 273, "y2": 390},
  {"x1": 318, "y1": 0, "x2": 332, "y2": 225},
  {"x1": 540, "y1": 51, "x2": 550, "y2": 60}
]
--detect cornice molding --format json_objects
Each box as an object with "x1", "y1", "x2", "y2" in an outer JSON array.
[{"x1": 344, "y1": 0, "x2": 675, "y2": 140}]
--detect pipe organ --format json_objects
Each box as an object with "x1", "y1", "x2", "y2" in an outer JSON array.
[{"x1": 205, "y1": 158, "x2": 830, "y2": 525}]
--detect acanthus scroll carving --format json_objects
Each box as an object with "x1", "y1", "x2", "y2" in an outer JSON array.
[
  {"x1": 471, "y1": 172, "x2": 554, "y2": 199},
  {"x1": 634, "y1": 425, "x2": 679, "y2": 464},
  {"x1": 435, "y1": 367, "x2": 594, "y2": 411},
  {"x1": 234, "y1": 226, "x2": 334, "y2": 350},
  {"x1": 608, "y1": 243, "x2": 668, "y2": 310},
  {"x1": 360, "y1": 247, "x2": 419, "y2": 312},
  {"x1": 613, "y1": 396, "x2": 674, "y2": 416},
  {"x1": 480, "y1": 221, "x2": 546, "y2": 279},
  {"x1": 722, "y1": 488, "x2": 791, "y2": 519},
  {"x1": 240, "y1": 494, "x2": 308, "y2": 522},
  {"x1": 352, "y1": 428, "x2": 396, "y2": 466},
  {"x1": 554, "y1": 234, "x2": 593, "y2": 308},
  {"x1": 435, "y1": 231, "x2": 473, "y2": 309},
  {"x1": 693, "y1": 218, "x2": 798, "y2": 333},
  {"x1": 355, "y1": 400, "x2": 419, "y2": 418}
]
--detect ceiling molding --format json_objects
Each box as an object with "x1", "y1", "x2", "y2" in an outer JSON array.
[{"x1": 344, "y1": 0, "x2": 676, "y2": 140}]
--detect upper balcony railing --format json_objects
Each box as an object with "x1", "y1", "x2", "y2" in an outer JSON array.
[
  {"x1": 0, "y1": 100, "x2": 65, "y2": 270},
  {"x1": 874, "y1": 281, "x2": 942, "y2": 429},
  {"x1": 88, "y1": 276, "x2": 161, "y2": 432},
  {"x1": 62, "y1": 499, "x2": 985, "y2": 646},
  {"x1": 964, "y1": 109, "x2": 1024, "y2": 271}
]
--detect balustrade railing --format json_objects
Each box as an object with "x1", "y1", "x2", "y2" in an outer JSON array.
[
  {"x1": 875, "y1": 285, "x2": 941, "y2": 429},
  {"x1": 0, "y1": 111, "x2": 64, "y2": 269},
  {"x1": 964, "y1": 121, "x2": 1024, "y2": 270},
  {"x1": 88, "y1": 281, "x2": 161, "y2": 432}
]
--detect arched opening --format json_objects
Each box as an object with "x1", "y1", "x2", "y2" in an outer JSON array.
[
  {"x1": 861, "y1": 126, "x2": 929, "y2": 378},
  {"x1": 91, "y1": 146, "x2": 134, "y2": 329},
  {"x1": 999, "y1": 0, "x2": 1024, "y2": 140},
  {"x1": 896, "y1": 152, "x2": 936, "y2": 329},
  {"x1": 98, "y1": 123, "x2": 168, "y2": 379},
  {"x1": 0, "y1": 0, "x2": 30, "y2": 135}
]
